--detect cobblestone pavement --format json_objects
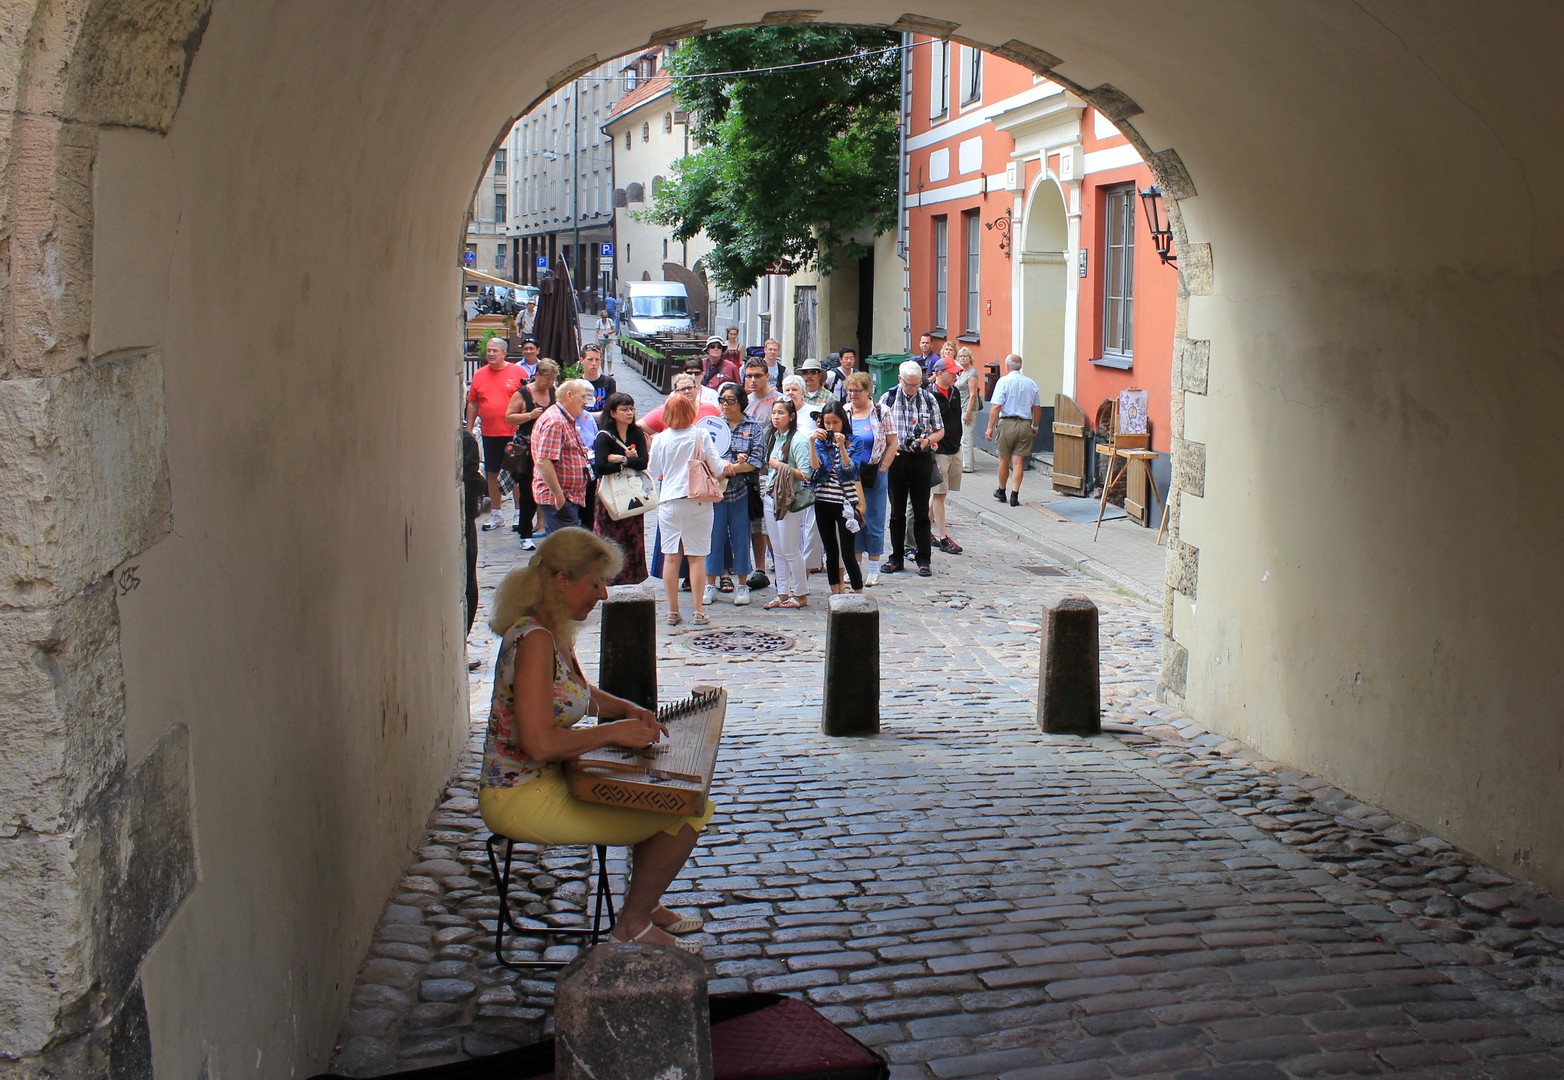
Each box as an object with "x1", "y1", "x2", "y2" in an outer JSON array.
[{"x1": 332, "y1": 383, "x2": 1564, "y2": 1077}]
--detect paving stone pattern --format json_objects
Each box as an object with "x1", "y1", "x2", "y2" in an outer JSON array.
[{"x1": 329, "y1": 491, "x2": 1564, "y2": 1077}]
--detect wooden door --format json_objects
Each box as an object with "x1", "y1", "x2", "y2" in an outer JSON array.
[{"x1": 1051, "y1": 394, "x2": 1089, "y2": 495}]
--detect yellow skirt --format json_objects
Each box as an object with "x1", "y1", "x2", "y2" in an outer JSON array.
[{"x1": 479, "y1": 764, "x2": 715, "y2": 846}]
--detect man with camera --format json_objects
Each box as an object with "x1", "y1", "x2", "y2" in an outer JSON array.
[{"x1": 877, "y1": 360, "x2": 944, "y2": 577}]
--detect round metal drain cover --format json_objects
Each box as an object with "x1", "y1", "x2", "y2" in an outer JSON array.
[{"x1": 687, "y1": 628, "x2": 795, "y2": 654}]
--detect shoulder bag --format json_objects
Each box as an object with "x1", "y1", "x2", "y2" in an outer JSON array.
[
  {"x1": 687, "y1": 456, "x2": 725, "y2": 503},
  {"x1": 597, "y1": 432, "x2": 659, "y2": 520}
]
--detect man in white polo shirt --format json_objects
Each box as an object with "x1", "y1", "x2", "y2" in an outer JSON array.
[{"x1": 984, "y1": 354, "x2": 1042, "y2": 507}]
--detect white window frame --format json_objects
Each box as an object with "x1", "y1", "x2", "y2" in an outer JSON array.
[
  {"x1": 929, "y1": 39, "x2": 949, "y2": 120},
  {"x1": 933, "y1": 215, "x2": 949, "y2": 332},
  {"x1": 963, "y1": 209, "x2": 980, "y2": 336},
  {"x1": 960, "y1": 46, "x2": 982, "y2": 106},
  {"x1": 1101, "y1": 185, "x2": 1135, "y2": 365}
]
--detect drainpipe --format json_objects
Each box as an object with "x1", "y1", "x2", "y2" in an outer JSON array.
[{"x1": 897, "y1": 32, "x2": 912, "y2": 352}]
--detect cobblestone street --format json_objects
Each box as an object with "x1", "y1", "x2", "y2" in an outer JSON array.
[{"x1": 330, "y1": 385, "x2": 1564, "y2": 1077}]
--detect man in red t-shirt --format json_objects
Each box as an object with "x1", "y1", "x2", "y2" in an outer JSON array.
[{"x1": 464, "y1": 337, "x2": 524, "y2": 530}]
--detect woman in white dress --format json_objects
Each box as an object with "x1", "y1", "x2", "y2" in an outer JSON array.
[{"x1": 646, "y1": 391, "x2": 726, "y2": 626}]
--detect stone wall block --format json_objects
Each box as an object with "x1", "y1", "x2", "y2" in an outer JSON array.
[
  {"x1": 85, "y1": 723, "x2": 198, "y2": 1005},
  {"x1": 65, "y1": 0, "x2": 214, "y2": 131},
  {"x1": 0, "y1": 353, "x2": 172, "y2": 609},
  {"x1": 1175, "y1": 339, "x2": 1210, "y2": 395},
  {"x1": 1161, "y1": 642, "x2": 1190, "y2": 702},
  {"x1": 1172, "y1": 438, "x2": 1206, "y2": 499},
  {"x1": 1178, "y1": 242, "x2": 1213, "y2": 297},
  {"x1": 1166, "y1": 538, "x2": 1199, "y2": 600},
  {"x1": 0, "y1": 583, "x2": 127, "y2": 837},
  {"x1": 0, "y1": 830, "x2": 94, "y2": 1058},
  {"x1": 4, "y1": 116, "x2": 96, "y2": 377}
]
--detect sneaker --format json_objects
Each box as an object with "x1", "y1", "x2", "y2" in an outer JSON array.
[
  {"x1": 734, "y1": 584, "x2": 751, "y2": 606},
  {"x1": 482, "y1": 511, "x2": 504, "y2": 531},
  {"x1": 520, "y1": 538, "x2": 536, "y2": 551},
  {"x1": 1009, "y1": 491, "x2": 1020, "y2": 507},
  {"x1": 993, "y1": 488, "x2": 1006, "y2": 503},
  {"x1": 748, "y1": 571, "x2": 770, "y2": 590},
  {"x1": 904, "y1": 547, "x2": 917, "y2": 563},
  {"x1": 702, "y1": 585, "x2": 717, "y2": 605},
  {"x1": 865, "y1": 571, "x2": 880, "y2": 587},
  {"x1": 917, "y1": 565, "x2": 933, "y2": 577},
  {"x1": 881, "y1": 561, "x2": 904, "y2": 575}
]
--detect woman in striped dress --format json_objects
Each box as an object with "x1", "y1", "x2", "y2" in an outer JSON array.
[{"x1": 807, "y1": 400, "x2": 864, "y2": 594}]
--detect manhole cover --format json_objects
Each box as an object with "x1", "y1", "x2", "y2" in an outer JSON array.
[
  {"x1": 687, "y1": 629, "x2": 795, "y2": 654},
  {"x1": 1021, "y1": 564, "x2": 1068, "y2": 576}
]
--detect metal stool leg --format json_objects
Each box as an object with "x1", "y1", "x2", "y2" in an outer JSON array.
[{"x1": 486, "y1": 834, "x2": 615, "y2": 970}]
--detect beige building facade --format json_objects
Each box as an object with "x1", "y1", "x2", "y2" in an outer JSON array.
[{"x1": 3, "y1": 2, "x2": 1564, "y2": 1077}]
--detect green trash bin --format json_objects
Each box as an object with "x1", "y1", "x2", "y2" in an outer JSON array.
[{"x1": 864, "y1": 353, "x2": 907, "y2": 398}]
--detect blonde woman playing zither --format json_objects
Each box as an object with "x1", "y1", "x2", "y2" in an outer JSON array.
[{"x1": 478, "y1": 528, "x2": 712, "y2": 951}]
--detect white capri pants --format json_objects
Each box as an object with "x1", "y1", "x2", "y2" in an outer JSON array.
[{"x1": 761, "y1": 493, "x2": 807, "y2": 598}]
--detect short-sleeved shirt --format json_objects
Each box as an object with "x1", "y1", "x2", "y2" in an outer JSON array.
[
  {"x1": 878, "y1": 385, "x2": 943, "y2": 447},
  {"x1": 530, "y1": 404, "x2": 590, "y2": 507},
  {"x1": 933, "y1": 384, "x2": 963, "y2": 454},
  {"x1": 586, "y1": 374, "x2": 617, "y2": 412},
  {"x1": 719, "y1": 418, "x2": 762, "y2": 504},
  {"x1": 745, "y1": 388, "x2": 781, "y2": 426},
  {"x1": 467, "y1": 363, "x2": 524, "y2": 437},
  {"x1": 991, "y1": 370, "x2": 1043, "y2": 419}
]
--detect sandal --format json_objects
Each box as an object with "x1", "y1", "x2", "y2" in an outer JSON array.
[
  {"x1": 666, "y1": 612, "x2": 682, "y2": 626},
  {"x1": 763, "y1": 597, "x2": 786, "y2": 610},
  {"x1": 609, "y1": 921, "x2": 703, "y2": 955},
  {"x1": 778, "y1": 596, "x2": 802, "y2": 609},
  {"x1": 691, "y1": 612, "x2": 710, "y2": 626},
  {"x1": 717, "y1": 576, "x2": 734, "y2": 593},
  {"x1": 653, "y1": 906, "x2": 705, "y2": 934}
]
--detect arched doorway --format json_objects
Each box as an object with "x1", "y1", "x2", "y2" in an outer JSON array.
[{"x1": 1017, "y1": 175, "x2": 1072, "y2": 401}]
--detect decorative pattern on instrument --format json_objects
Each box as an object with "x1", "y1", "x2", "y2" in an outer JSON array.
[{"x1": 566, "y1": 686, "x2": 726, "y2": 820}]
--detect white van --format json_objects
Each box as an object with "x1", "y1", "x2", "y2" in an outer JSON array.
[{"x1": 620, "y1": 282, "x2": 692, "y2": 336}]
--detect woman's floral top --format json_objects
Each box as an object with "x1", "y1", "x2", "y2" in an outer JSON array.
[{"x1": 481, "y1": 617, "x2": 591, "y2": 788}]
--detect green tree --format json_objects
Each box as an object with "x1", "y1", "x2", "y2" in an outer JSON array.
[{"x1": 643, "y1": 27, "x2": 901, "y2": 299}]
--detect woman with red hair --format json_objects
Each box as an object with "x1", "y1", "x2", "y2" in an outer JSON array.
[{"x1": 646, "y1": 391, "x2": 725, "y2": 626}]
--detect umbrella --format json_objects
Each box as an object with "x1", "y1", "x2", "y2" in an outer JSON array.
[{"x1": 533, "y1": 257, "x2": 581, "y2": 372}]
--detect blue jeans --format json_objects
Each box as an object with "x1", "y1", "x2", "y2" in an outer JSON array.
[
  {"x1": 705, "y1": 497, "x2": 753, "y2": 578},
  {"x1": 856, "y1": 468, "x2": 888, "y2": 557},
  {"x1": 540, "y1": 501, "x2": 581, "y2": 534}
]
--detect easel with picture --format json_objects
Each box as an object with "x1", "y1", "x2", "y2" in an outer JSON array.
[{"x1": 1093, "y1": 388, "x2": 1163, "y2": 539}]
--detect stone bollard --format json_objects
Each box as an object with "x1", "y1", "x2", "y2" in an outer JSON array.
[
  {"x1": 599, "y1": 583, "x2": 657, "y2": 710},
  {"x1": 1037, "y1": 595, "x2": 1101, "y2": 735},
  {"x1": 555, "y1": 943, "x2": 712, "y2": 1079},
  {"x1": 822, "y1": 593, "x2": 880, "y2": 736}
]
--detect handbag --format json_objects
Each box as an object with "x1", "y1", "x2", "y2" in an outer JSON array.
[
  {"x1": 597, "y1": 432, "x2": 658, "y2": 520},
  {"x1": 687, "y1": 458, "x2": 724, "y2": 503},
  {"x1": 501, "y1": 436, "x2": 527, "y2": 474},
  {"x1": 599, "y1": 469, "x2": 658, "y2": 519}
]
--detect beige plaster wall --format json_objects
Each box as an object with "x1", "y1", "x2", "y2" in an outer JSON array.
[{"x1": 35, "y1": 0, "x2": 1564, "y2": 1075}]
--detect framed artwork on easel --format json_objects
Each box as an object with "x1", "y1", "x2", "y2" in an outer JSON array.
[{"x1": 1118, "y1": 388, "x2": 1149, "y2": 435}]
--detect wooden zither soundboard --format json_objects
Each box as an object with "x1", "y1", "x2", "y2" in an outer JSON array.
[{"x1": 565, "y1": 686, "x2": 726, "y2": 818}]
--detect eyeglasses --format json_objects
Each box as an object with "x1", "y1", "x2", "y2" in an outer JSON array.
[
  {"x1": 719, "y1": 397, "x2": 740, "y2": 404},
  {"x1": 846, "y1": 387, "x2": 865, "y2": 394}
]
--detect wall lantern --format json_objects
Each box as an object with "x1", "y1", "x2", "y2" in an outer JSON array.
[
  {"x1": 984, "y1": 207, "x2": 1013, "y2": 260},
  {"x1": 1137, "y1": 185, "x2": 1177, "y2": 265}
]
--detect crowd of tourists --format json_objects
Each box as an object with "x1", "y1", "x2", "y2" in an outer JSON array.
[{"x1": 463, "y1": 325, "x2": 1039, "y2": 630}]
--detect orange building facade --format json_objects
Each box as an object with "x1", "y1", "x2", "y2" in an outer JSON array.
[{"x1": 902, "y1": 38, "x2": 1177, "y2": 469}]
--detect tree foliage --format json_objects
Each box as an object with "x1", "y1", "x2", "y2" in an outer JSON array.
[{"x1": 642, "y1": 27, "x2": 901, "y2": 299}]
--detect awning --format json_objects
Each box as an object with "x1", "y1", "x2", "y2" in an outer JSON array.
[{"x1": 463, "y1": 267, "x2": 519, "y2": 288}]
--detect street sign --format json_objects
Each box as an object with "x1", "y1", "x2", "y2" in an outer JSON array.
[
  {"x1": 536, "y1": 256, "x2": 548, "y2": 269},
  {"x1": 600, "y1": 243, "x2": 614, "y2": 258}
]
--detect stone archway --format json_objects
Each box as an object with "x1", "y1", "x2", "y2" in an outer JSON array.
[{"x1": 5, "y1": 3, "x2": 1564, "y2": 1077}]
